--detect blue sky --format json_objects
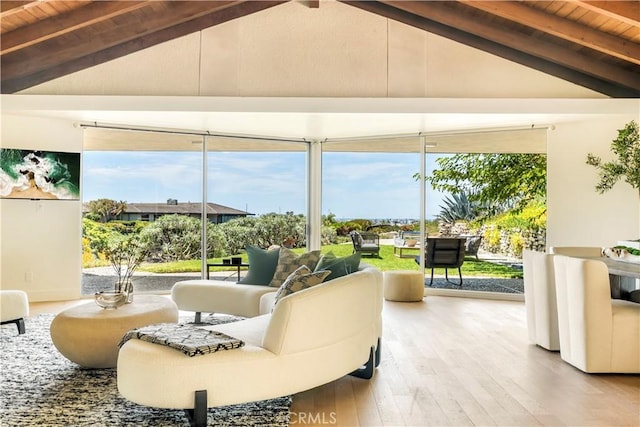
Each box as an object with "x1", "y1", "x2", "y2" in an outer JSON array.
[{"x1": 82, "y1": 151, "x2": 449, "y2": 219}]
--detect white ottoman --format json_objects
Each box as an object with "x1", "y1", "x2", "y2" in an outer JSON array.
[
  {"x1": 0, "y1": 290, "x2": 30, "y2": 334},
  {"x1": 50, "y1": 295, "x2": 178, "y2": 368},
  {"x1": 383, "y1": 270, "x2": 424, "y2": 302}
]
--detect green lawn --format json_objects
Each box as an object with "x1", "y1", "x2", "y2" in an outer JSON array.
[{"x1": 140, "y1": 244, "x2": 523, "y2": 279}]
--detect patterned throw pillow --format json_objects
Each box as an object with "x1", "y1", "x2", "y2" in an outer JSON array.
[
  {"x1": 269, "y1": 247, "x2": 321, "y2": 288},
  {"x1": 314, "y1": 252, "x2": 361, "y2": 281},
  {"x1": 273, "y1": 265, "x2": 331, "y2": 306},
  {"x1": 238, "y1": 245, "x2": 280, "y2": 286}
]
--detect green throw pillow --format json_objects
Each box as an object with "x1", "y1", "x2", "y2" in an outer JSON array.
[
  {"x1": 269, "y1": 247, "x2": 322, "y2": 288},
  {"x1": 314, "y1": 252, "x2": 361, "y2": 281},
  {"x1": 238, "y1": 246, "x2": 280, "y2": 286},
  {"x1": 273, "y1": 265, "x2": 331, "y2": 306}
]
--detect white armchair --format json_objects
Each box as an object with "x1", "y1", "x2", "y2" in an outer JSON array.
[
  {"x1": 553, "y1": 255, "x2": 640, "y2": 373},
  {"x1": 522, "y1": 250, "x2": 560, "y2": 351}
]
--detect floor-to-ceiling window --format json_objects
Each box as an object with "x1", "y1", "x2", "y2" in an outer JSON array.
[
  {"x1": 81, "y1": 129, "x2": 309, "y2": 295},
  {"x1": 204, "y1": 137, "x2": 307, "y2": 280},
  {"x1": 81, "y1": 129, "x2": 204, "y2": 296}
]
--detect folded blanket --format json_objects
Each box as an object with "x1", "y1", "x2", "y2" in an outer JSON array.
[{"x1": 119, "y1": 323, "x2": 244, "y2": 357}]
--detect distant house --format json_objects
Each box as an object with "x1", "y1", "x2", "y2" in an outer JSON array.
[{"x1": 113, "y1": 199, "x2": 252, "y2": 224}]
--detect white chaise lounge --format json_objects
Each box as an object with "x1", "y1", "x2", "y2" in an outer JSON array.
[{"x1": 117, "y1": 266, "x2": 383, "y2": 427}]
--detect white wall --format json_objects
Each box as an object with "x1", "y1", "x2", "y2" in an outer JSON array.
[
  {"x1": 22, "y1": 1, "x2": 600, "y2": 98},
  {"x1": 547, "y1": 115, "x2": 640, "y2": 248},
  {"x1": 1, "y1": 115, "x2": 82, "y2": 301}
]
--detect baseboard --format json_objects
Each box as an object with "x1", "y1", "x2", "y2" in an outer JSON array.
[{"x1": 424, "y1": 288, "x2": 524, "y2": 302}]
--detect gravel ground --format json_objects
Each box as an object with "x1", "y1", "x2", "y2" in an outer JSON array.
[
  {"x1": 81, "y1": 267, "x2": 240, "y2": 295},
  {"x1": 426, "y1": 277, "x2": 523, "y2": 293},
  {"x1": 82, "y1": 265, "x2": 523, "y2": 296}
]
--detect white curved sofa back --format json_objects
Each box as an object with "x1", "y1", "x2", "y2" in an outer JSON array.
[{"x1": 262, "y1": 266, "x2": 383, "y2": 356}]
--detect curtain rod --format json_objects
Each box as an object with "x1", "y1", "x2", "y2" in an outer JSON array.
[
  {"x1": 323, "y1": 124, "x2": 552, "y2": 143},
  {"x1": 77, "y1": 122, "x2": 308, "y2": 144}
]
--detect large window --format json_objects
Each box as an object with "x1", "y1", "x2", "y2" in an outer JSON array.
[
  {"x1": 81, "y1": 130, "x2": 308, "y2": 295},
  {"x1": 81, "y1": 146, "x2": 203, "y2": 296}
]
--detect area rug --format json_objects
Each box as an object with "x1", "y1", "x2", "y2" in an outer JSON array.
[{"x1": 0, "y1": 314, "x2": 290, "y2": 427}]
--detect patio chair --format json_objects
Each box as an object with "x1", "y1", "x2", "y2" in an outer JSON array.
[
  {"x1": 350, "y1": 231, "x2": 381, "y2": 258},
  {"x1": 415, "y1": 237, "x2": 466, "y2": 285},
  {"x1": 462, "y1": 235, "x2": 483, "y2": 259}
]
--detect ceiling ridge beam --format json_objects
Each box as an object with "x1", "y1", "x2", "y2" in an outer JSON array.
[
  {"x1": 342, "y1": 0, "x2": 638, "y2": 97},
  {"x1": 1, "y1": 1, "x2": 287, "y2": 93},
  {"x1": 376, "y1": 0, "x2": 640, "y2": 92},
  {"x1": 461, "y1": 0, "x2": 640, "y2": 65},
  {"x1": 1, "y1": 1, "x2": 150, "y2": 55}
]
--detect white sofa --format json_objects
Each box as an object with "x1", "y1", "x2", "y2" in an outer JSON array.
[{"x1": 117, "y1": 266, "x2": 383, "y2": 426}]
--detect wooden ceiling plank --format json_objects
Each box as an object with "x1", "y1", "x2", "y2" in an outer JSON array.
[
  {"x1": 576, "y1": 1, "x2": 639, "y2": 26},
  {"x1": 379, "y1": 0, "x2": 640, "y2": 90},
  {"x1": 1, "y1": 0, "x2": 242, "y2": 78},
  {"x1": 343, "y1": 0, "x2": 637, "y2": 96},
  {"x1": 1, "y1": 0, "x2": 287, "y2": 93},
  {"x1": 461, "y1": 1, "x2": 640, "y2": 65},
  {"x1": 1, "y1": 1, "x2": 149, "y2": 55},
  {"x1": 0, "y1": 1, "x2": 43, "y2": 17}
]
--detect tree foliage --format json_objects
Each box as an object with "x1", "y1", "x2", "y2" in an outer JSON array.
[
  {"x1": 86, "y1": 198, "x2": 128, "y2": 223},
  {"x1": 586, "y1": 120, "x2": 640, "y2": 196},
  {"x1": 420, "y1": 153, "x2": 547, "y2": 213}
]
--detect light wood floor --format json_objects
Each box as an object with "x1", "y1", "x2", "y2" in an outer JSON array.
[{"x1": 28, "y1": 296, "x2": 640, "y2": 427}]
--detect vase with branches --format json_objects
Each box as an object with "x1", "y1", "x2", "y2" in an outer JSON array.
[
  {"x1": 586, "y1": 120, "x2": 640, "y2": 195},
  {"x1": 103, "y1": 234, "x2": 149, "y2": 303}
]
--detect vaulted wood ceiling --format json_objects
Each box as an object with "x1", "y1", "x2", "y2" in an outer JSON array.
[{"x1": 1, "y1": 0, "x2": 638, "y2": 96}]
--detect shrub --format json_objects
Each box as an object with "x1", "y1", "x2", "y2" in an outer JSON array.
[
  {"x1": 139, "y1": 215, "x2": 202, "y2": 262},
  {"x1": 206, "y1": 223, "x2": 228, "y2": 258},
  {"x1": 483, "y1": 226, "x2": 501, "y2": 253},
  {"x1": 509, "y1": 233, "x2": 525, "y2": 257}
]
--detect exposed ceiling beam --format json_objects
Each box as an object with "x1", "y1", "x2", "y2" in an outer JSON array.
[
  {"x1": 461, "y1": 0, "x2": 640, "y2": 65},
  {"x1": 379, "y1": 0, "x2": 639, "y2": 91},
  {"x1": 1, "y1": 1, "x2": 149, "y2": 55},
  {"x1": 343, "y1": 0, "x2": 638, "y2": 97},
  {"x1": 2, "y1": 1, "x2": 241, "y2": 79},
  {"x1": 576, "y1": 1, "x2": 640, "y2": 26},
  {"x1": 1, "y1": 1, "x2": 285, "y2": 93}
]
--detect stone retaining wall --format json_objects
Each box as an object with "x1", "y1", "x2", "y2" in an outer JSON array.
[{"x1": 438, "y1": 221, "x2": 546, "y2": 257}]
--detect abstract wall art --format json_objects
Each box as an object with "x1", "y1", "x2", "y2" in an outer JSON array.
[{"x1": 0, "y1": 148, "x2": 80, "y2": 200}]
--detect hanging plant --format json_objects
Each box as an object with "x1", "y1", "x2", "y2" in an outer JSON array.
[{"x1": 586, "y1": 120, "x2": 640, "y2": 196}]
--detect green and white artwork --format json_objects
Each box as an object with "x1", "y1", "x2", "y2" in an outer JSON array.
[{"x1": 0, "y1": 149, "x2": 80, "y2": 200}]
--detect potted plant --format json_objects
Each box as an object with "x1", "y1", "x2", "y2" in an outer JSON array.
[{"x1": 586, "y1": 120, "x2": 640, "y2": 247}]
